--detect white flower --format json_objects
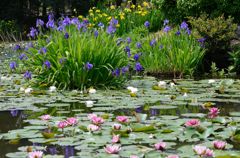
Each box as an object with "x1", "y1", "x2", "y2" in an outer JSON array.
[
  {"x1": 19, "y1": 87, "x2": 25, "y2": 92},
  {"x1": 1, "y1": 76, "x2": 11, "y2": 81},
  {"x1": 158, "y1": 81, "x2": 166, "y2": 88},
  {"x1": 85, "y1": 100, "x2": 94, "y2": 107},
  {"x1": 127, "y1": 86, "x2": 138, "y2": 93},
  {"x1": 89, "y1": 88, "x2": 96, "y2": 94},
  {"x1": 170, "y1": 82, "x2": 175, "y2": 88},
  {"x1": 24, "y1": 88, "x2": 33, "y2": 94},
  {"x1": 183, "y1": 93, "x2": 188, "y2": 97},
  {"x1": 208, "y1": 79, "x2": 215, "y2": 84},
  {"x1": 49, "y1": 86, "x2": 57, "y2": 92}
]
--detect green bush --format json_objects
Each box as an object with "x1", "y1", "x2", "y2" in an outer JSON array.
[
  {"x1": 19, "y1": 17, "x2": 130, "y2": 90},
  {"x1": 137, "y1": 22, "x2": 205, "y2": 77},
  {"x1": 189, "y1": 15, "x2": 237, "y2": 53},
  {"x1": 151, "y1": 0, "x2": 240, "y2": 23},
  {"x1": 0, "y1": 20, "x2": 20, "y2": 41}
]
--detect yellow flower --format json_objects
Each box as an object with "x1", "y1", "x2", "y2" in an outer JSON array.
[
  {"x1": 89, "y1": 9, "x2": 93, "y2": 13},
  {"x1": 89, "y1": 13, "x2": 94, "y2": 17},
  {"x1": 120, "y1": 15, "x2": 125, "y2": 20},
  {"x1": 96, "y1": 9, "x2": 101, "y2": 13},
  {"x1": 78, "y1": 15, "x2": 83, "y2": 19},
  {"x1": 88, "y1": 23, "x2": 93, "y2": 28},
  {"x1": 143, "y1": 2, "x2": 149, "y2": 7},
  {"x1": 131, "y1": 4, "x2": 136, "y2": 9},
  {"x1": 137, "y1": 5, "x2": 142, "y2": 9},
  {"x1": 102, "y1": 13, "x2": 108, "y2": 17},
  {"x1": 92, "y1": 7, "x2": 96, "y2": 10},
  {"x1": 110, "y1": 5, "x2": 115, "y2": 10},
  {"x1": 98, "y1": 14, "x2": 103, "y2": 18},
  {"x1": 93, "y1": 17, "x2": 98, "y2": 21},
  {"x1": 124, "y1": 8, "x2": 131, "y2": 13},
  {"x1": 107, "y1": 16, "x2": 112, "y2": 21},
  {"x1": 116, "y1": 24, "x2": 120, "y2": 27}
]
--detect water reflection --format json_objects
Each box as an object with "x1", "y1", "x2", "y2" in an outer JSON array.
[
  {"x1": 63, "y1": 146, "x2": 74, "y2": 158},
  {"x1": 10, "y1": 110, "x2": 18, "y2": 117}
]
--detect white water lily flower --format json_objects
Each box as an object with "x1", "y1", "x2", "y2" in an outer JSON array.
[
  {"x1": 170, "y1": 82, "x2": 175, "y2": 88},
  {"x1": 89, "y1": 88, "x2": 96, "y2": 94},
  {"x1": 24, "y1": 87, "x2": 33, "y2": 94},
  {"x1": 183, "y1": 92, "x2": 188, "y2": 97},
  {"x1": 158, "y1": 81, "x2": 166, "y2": 87},
  {"x1": 127, "y1": 86, "x2": 138, "y2": 93},
  {"x1": 49, "y1": 86, "x2": 57, "y2": 92},
  {"x1": 19, "y1": 87, "x2": 25, "y2": 92},
  {"x1": 208, "y1": 79, "x2": 215, "y2": 84},
  {"x1": 1, "y1": 76, "x2": 12, "y2": 81},
  {"x1": 85, "y1": 100, "x2": 94, "y2": 107}
]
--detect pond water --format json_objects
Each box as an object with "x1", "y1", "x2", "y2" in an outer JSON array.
[{"x1": 1, "y1": 48, "x2": 240, "y2": 157}]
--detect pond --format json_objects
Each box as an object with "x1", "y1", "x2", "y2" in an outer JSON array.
[
  {"x1": 1, "y1": 68, "x2": 240, "y2": 158},
  {"x1": 1, "y1": 45, "x2": 240, "y2": 157}
]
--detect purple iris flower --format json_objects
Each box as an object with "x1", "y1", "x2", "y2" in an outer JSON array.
[
  {"x1": 98, "y1": 22, "x2": 104, "y2": 28},
  {"x1": 163, "y1": 19, "x2": 169, "y2": 26},
  {"x1": 9, "y1": 61, "x2": 17, "y2": 70},
  {"x1": 64, "y1": 32, "x2": 69, "y2": 39},
  {"x1": 62, "y1": 17, "x2": 71, "y2": 26},
  {"x1": 133, "y1": 53, "x2": 141, "y2": 61},
  {"x1": 94, "y1": 30, "x2": 99, "y2": 37},
  {"x1": 85, "y1": 62, "x2": 93, "y2": 70},
  {"x1": 36, "y1": 19, "x2": 44, "y2": 27},
  {"x1": 110, "y1": 18, "x2": 118, "y2": 26},
  {"x1": 38, "y1": 47, "x2": 47, "y2": 54},
  {"x1": 24, "y1": 71, "x2": 32, "y2": 80},
  {"x1": 57, "y1": 25, "x2": 65, "y2": 32},
  {"x1": 198, "y1": 37, "x2": 206, "y2": 43},
  {"x1": 186, "y1": 28, "x2": 191, "y2": 35},
  {"x1": 136, "y1": 42, "x2": 142, "y2": 49},
  {"x1": 135, "y1": 62, "x2": 143, "y2": 72},
  {"x1": 107, "y1": 25, "x2": 116, "y2": 34},
  {"x1": 163, "y1": 25, "x2": 171, "y2": 33},
  {"x1": 121, "y1": 66, "x2": 129, "y2": 74},
  {"x1": 64, "y1": 146, "x2": 74, "y2": 158},
  {"x1": 13, "y1": 44, "x2": 21, "y2": 51},
  {"x1": 175, "y1": 30, "x2": 181, "y2": 36},
  {"x1": 150, "y1": 39, "x2": 156, "y2": 47},
  {"x1": 124, "y1": 46, "x2": 131, "y2": 57},
  {"x1": 126, "y1": 37, "x2": 131, "y2": 44},
  {"x1": 19, "y1": 53, "x2": 28, "y2": 60},
  {"x1": 71, "y1": 17, "x2": 80, "y2": 25},
  {"x1": 144, "y1": 21, "x2": 150, "y2": 28},
  {"x1": 29, "y1": 27, "x2": 38, "y2": 38},
  {"x1": 180, "y1": 21, "x2": 188, "y2": 30},
  {"x1": 59, "y1": 58, "x2": 66, "y2": 64},
  {"x1": 112, "y1": 68, "x2": 121, "y2": 77},
  {"x1": 47, "y1": 146, "x2": 58, "y2": 155},
  {"x1": 44, "y1": 60, "x2": 51, "y2": 69},
  {"x1": 46, "y1": 20, "x2": 55, "y2": 28},
  {"x1": 48, "y1": 13, "x2": 54, "y2": 20}
]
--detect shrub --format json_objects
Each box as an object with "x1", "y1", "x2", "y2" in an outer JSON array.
[
  {"x1": 15, "y1": 16, "x2": 132, "y2": 90},
  {"x1": 230, "y1": 45, "x2": 240, "y2": 74},
  {"x1": 151, "y1": 0, "x2": 240, "y2": 23},
  {"x1": 137, "y1": 21, "x2": 205, "y2": 77},
  {"x1": 188, "y1": 15, "x2": 237, "y2": 69},
  {"x1": 0, "y1": 20, "x2": 21, "y2": 41}
]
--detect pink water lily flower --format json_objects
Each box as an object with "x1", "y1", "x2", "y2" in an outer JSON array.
[
  {"x1": 166, "y1": 155, "x2": 180, "y2": 158},
  {"x1": 213, "y1": 140, "x2": 226, "y2": 150},
  {"x1": 66, "y1": 117, "x2": 78, "y2": 126},
  {"x1": 116, "y1": 116, "x2": 129, "y2": 123},
  {"x1": 112, "y1": 123, "x2": 122, "y2": 130},
  {"x1": 185, "y1": 119, "x2": 200, "y2": 127},
  {"x1": 112, "y1": 135, "x2": 120, "y2": 143},
  {"x1": 208, "y1": 107, "x2": 220, "y2": 118},
  {"x1": 57, "y1": 121, "x2": 68, "y2": 129},
  {"x1": 154, "y1": 141, "x2": 166, "y2": 151},
  {"x1": 104, "y1": 145, "x2": 121, "y2": 154},
  {"x1": 28, "y1": 151, "x2": 43, "y2": 158},
  {"x1": 193, "y1": 145, "x2": 214, "y2": 157},
  {"x1": 87, "y1": 124, "x2": 100, "y2": 132},
  {"x1": 130, "y1": 155, "x2": 139, "y2": 158},
  {"x1": 91, "y1": 116, "x2": 104, "y2": 125},
  {"x1": 88, "y1": 113, "x2": 97, "y2": 120},
  {"x1": 40, "y1": 114, "x2": 51, "y2": 121}
]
